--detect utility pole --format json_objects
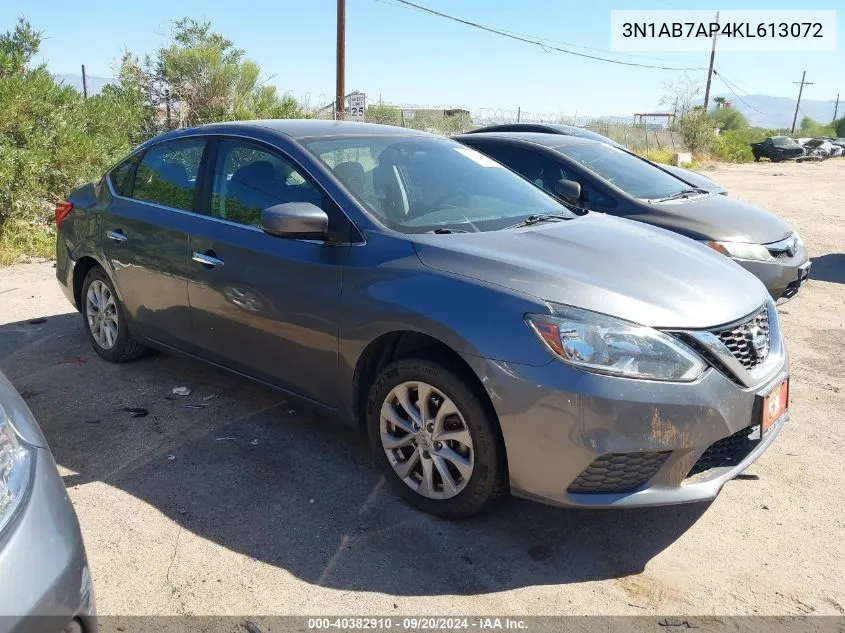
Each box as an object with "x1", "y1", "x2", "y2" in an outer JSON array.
[
  {"x1": 834, "y1": 93, "x2": 840, "y2": 123},
  {"x1": 336, "y1": 0, "x2": 346, "y2": 115},
  {"x1": 702, "y1": 11, "x2": 719, "y2": 111},
  {"x1": 81, "y1": 64, "x2": 88, "y2": 101},
  {"x1": 790, "y1": 71, "x2": 813, "y2": 135}
]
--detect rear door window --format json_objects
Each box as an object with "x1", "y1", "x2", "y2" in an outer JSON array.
[
  {"x1": 109, "y1": 156, "x2": 139, "y2": 196},
  {"x1": 131, "y1": 140, "x2": 206, "y2": 211}
]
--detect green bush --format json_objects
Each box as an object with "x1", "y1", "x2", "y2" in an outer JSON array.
[
  {"x1": 709, "y1": 130, "x2": 764, "y2": 163},
  {"x1": 835, "y1": 118, "x2": 845, "y2": 138},
  {"x1": 0, "y1": 19, "x2": 148, "y2": 263}
]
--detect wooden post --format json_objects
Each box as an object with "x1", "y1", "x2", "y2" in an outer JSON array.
[
  {"x1": 81, "y1": 64, "x2": 88, "y2": 101},
  {"x1": 336, "y1": 0, "x2": 346, "y2": 114}
]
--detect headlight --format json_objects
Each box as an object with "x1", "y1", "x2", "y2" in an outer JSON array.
[
  {"x1": 704, "y1": 240, "x2": 773, "y2": 261},
  {"x1": 526, "y1": 304, "x2": 706, "y2": 382},
  {"x1": 0, "y1": 403, "x2": 33, "y2": 534}
]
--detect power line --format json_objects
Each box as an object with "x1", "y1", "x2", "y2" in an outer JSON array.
[
  {"x1": 712, "y1": 70, "x2": 771, "y2": 115},
  {"x1": 380, "y1": 0, "x2": 707, "y2": 71}
]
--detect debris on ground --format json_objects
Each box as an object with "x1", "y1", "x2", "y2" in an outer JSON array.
[
  {"x1": 85, "y1": 419, "x2": 101, "y2": 424},
  {"x1": 167, "y1": 454, "x2": 176, "y2": 461},
  {"x1": 215, "y1": 436, "x2": 238, "y2": 441},
  {"x1": 172, "y1": 386, "x2": 192, "y2": 396},
  {"x1": 122, "y1": 407, "x2": 148, "y2": 418},
  {"x1": 58, "y1": 357, "x2": 86, "y2": 365},
  {"x1": 27, "y1": 317, "x2": 47, "y2": 324},
  {"x1": 202, "y1": 394, "x2": 219, "y2": 401},
  {"x1": 184, "y1": 404, "x2": 205, "y2": 410},
  {"x1": 309, "y1": 498, "x2": 315, "y2": 504},
  {"x1": 250, "y1": 439, "x2": 259, "y2": 445}
]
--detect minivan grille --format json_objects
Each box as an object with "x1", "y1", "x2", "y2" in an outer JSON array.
[{"x1": 714, "y1": 308, "x2": 770, "y2": 370}]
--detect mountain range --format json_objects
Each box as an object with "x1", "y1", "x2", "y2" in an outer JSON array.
[{"x1": 712, "y1": 93, "x2": 840, "y2": 130}]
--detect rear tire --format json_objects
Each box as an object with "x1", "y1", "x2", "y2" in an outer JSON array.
[
  {"x1": 80, "y1": 266, "x2": 147, "y2": 363},
  {"x1": 366, "y1": 357, "x2": 507, "y2": 519}
]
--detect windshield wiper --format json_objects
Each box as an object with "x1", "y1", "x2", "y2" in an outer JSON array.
[
  {"x1": 427, "y1": 228, "x2": 469, "y2": 234},
  {"x1": 651, "y1": 188, "x2": 710, "y2": 202},
  {"x1": 506, "y1": 213, "x2": 571, "y2": 229}
]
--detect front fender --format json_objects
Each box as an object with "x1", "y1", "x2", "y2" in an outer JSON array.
[{"x1": 337, "y1": 232, "x2": 552, "y2": 418}]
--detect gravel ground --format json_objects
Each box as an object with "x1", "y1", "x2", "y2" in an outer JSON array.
[{"x1": 0, "y1": 160, "x2": 843, "y2": 616}]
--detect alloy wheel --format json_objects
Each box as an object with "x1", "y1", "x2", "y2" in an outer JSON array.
[
  {"x1": 86, "y1": 280, "x2": 119, "y2": 350},
  {"x1": 379, "y1": 381, "x2": 474, "y2": 500}
]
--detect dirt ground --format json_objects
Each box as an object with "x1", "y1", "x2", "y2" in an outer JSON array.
[{"x1": 0, "y1": 160, "x2": 843, "y2": 616}]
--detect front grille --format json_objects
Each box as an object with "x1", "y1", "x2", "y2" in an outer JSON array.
[
  {"x1": 687, "y1": 426, "x2": 760, "y2": 477},
  {"x1": 568, "y1": 451, "x2": 672, "y2": 493},
  {"x1": 714, "y1": 308, "x2": 770, "y2": 370},
  {"x1": 766, "y1": 233, "x2": 799, "y2": 259}
]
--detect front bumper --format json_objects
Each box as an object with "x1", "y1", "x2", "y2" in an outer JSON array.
[
  {"x1": 733, "y1": 248, "x2": 811, "y2": 301},
  {"x1": 465, "y1": 351, "x2": 789, "y2": 509},
  {"x1": 0, "y1": 448, "x2": 95, "y2": 632}
]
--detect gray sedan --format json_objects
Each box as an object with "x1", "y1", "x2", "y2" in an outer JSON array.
[
  {"x1": 0, "y1": 371, "x2": 95, "y2": 631},
  {"x1": 458, "y1": 132, "x2": 811, "y2": 301},
  {"x1": 56, "y1": 120, "x2": 789, "y2": 518}
]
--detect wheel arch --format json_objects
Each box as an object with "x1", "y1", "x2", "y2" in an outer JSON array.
[
  {"x1": 351, "y1": 330, "x2": 503, "y2": 445},
  {"x1": 72, "y1": 256, "x2": 104, "y2": 310}
]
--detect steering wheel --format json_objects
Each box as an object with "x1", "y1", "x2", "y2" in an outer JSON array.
[{"x1": 423, "y1": 188, "x2": 471, "y2": 213}]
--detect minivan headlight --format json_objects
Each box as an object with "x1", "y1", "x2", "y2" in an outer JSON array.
[
  {"x1": 704, "y1": 240, "x2": 773, "y2": 261},
  {"x1": 0, "y1": 403, "x2": 33, "y2": 534},
  {"x1": 526, "y1": 304, "x2": 706, "y2": 382}
]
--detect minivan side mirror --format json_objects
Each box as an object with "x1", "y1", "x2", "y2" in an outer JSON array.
[
  {"x1": 554, "y1": 179, "x2": 582, "y2": 203},
  {"x1": 261, "y1": 202, "x2": 329, "y2": 239}
]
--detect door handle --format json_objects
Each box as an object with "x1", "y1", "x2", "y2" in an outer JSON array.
[
  {"x1": 107, "y1": 230, "x2": 128, "y2": 243},
  {"x1": 192, "y1": 251, "x2": 224, "y2": 267}
]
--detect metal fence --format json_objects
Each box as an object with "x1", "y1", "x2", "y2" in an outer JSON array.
[{"x1": 311, "y1": 103, "x2": 681, "y2": 153}]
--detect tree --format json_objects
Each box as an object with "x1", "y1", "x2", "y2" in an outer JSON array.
[
  {"x1": 713, "y1": 96, "x2": 726, "y2": 108},
  {"x1": 0, "y1": 17, "x2": 40, "y2": 77},
  {"x1": 799, "y1": 116, "x2": 836, "y2": 138},
  {"x1": 0, "y1": 19, "x2": 145, "y2": 262},
  {"x1": 676, "y1": 107, "x2": 715, "y2": 155},
  {"x1": 836, "y1": 118, "x2": 845, "y2": 138},
  {"x1": 660, "y1": 73, "x2": 704, "y2": 119},
  {"x1": 710, "y1": 107, "x2": 748, "y2": 132},
  {"x1": 121, "y1": 19, "x2": 308, "y2": 128}
]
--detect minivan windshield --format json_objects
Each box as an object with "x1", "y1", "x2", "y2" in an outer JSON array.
[
  {"x1": 303, "y1": 135, "x2": 571, "y2": 233},
  {"x1": 556, "y1": 142, "x2": 694, "y2": 200}
]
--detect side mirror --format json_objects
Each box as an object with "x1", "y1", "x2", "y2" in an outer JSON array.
[
  {"x1": 261, "y1": 202, "x2": 328, "y2": 239},
  {"x1": 554, "y1": 179, "x2": 582, "y2": 203}
]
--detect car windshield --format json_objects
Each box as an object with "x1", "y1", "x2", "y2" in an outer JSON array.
[
  {"x1": 556, "y1": 142, "x2": 691, "y2": 200},
  {"x1": 772, "y1": 136, "x2": 800, "y2": 148},
  {"x1": 302, "y1": 135, "x2": 570, "y2": 233}
]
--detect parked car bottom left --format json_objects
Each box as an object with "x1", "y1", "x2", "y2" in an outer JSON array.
[{"x1": 0, "y1": 371, "x2": 95, "y2": 633}]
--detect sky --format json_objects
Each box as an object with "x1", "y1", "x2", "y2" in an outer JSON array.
[{"x1": 3, "y1": 0, "x2": 842, "y2": 118}]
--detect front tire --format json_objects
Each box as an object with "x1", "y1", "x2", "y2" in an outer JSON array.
[
  {"x1": 366, "y1": 358, "x2": 507, "y2": 519},
  {"x1": 80, "y1": 266, "x2": 147, "y2": 363}
]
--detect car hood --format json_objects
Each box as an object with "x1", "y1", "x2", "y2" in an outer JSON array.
[
  {"x1": 661, "y1": 164, "x2": 727, "y2": 195},
  {"x1": 411, "y1": 214, "x2": 767, "y2": 329},
  {"x1": 632, "y1": 193, "x2": 793, "y2": 244}
]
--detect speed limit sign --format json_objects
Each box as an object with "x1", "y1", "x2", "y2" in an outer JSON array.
[{"x1": 348, "y1": 92, "x2": 366, "y2": 120}]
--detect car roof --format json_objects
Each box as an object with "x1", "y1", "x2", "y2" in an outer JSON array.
[
  {"x1": 149, "y1": 119, "x2": 432, "y2": 144},
  {"x1": 457, "y1": 131, "x2": 600, "y2": 150}
]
